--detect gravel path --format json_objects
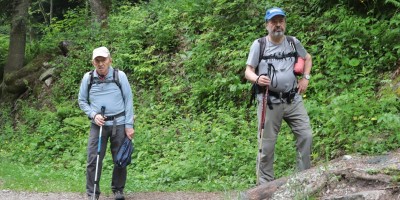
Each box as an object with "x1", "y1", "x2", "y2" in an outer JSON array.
[{"x1": 0, "y1": 190, "x2": 238, "y2": 200}]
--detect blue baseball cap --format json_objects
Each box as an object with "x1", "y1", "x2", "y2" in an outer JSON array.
[{"x1": 265, "y1": 7, "x2": 286, "y2": 21}]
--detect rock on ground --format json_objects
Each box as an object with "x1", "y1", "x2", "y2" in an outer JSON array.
[{"x1": 242, "y1": 149, "x2": 400, "y2": 200}]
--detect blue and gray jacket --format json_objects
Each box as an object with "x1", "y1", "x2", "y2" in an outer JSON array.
[{"x1": 78, "y1": 66, "x2": 134, "y2": 129}]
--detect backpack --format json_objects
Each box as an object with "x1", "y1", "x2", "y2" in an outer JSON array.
[
  {"x1": 248, "y1": 36, "x2": 301, "y2": 107},
  {"x1": 257, "y1": 36, "x2": 300, "y2": 74},
  {"x1": 87, "y1": 68, "x2": 123, "y2": 101}
]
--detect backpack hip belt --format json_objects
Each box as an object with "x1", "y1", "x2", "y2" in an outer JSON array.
[
  {"x1": 268, "y1": 88, "x2": 298, "y2": 103},
  {"x1": 104, "y1": 111, "x2": 125, "y2": 121}
]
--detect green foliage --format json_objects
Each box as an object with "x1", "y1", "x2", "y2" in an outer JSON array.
[
  {"x1": 296, "y1": 0, "x2": 399, "y2": 19},
  {"x1": 309, "y1": 90, "x2": 400, "y2": 161},
  {"x1": 0, "y1": 33, "x2": 8, "y2": 77},
  {"x1": 1, "y1": 0, "x2": 400, "y2": 194},
  {"x1": 130, "y1": 107, "x2": 255, "y2": 191},
  {"x1": 0, "y1": 100, "x2": 88, "y2": 170},
  {"x1": 386, "y1": 0, "x2": 400, "y2": 7}
]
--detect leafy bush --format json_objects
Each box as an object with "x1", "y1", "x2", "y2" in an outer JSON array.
[
  {"x1": 0, "y1": 33, "x2": 8, "y2": 78},
  {"x1": 1, "y1": 0, "x2": 399, "y2": 193}
]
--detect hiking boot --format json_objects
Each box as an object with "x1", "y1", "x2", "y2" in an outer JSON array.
[
  {"x1": 88, "y1": 195, "x2": 99, "y2": 200},
  {"x1": 114, "y1": 190, "x2": 125, "y2": 200}
]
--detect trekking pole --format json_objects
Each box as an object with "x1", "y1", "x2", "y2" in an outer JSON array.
[
  {"x1": 256, "y1": 84, "x2": 268, "y2": 186},
  {"x1": 93, "y1": 106, "x2": 105, "y2": 200}
]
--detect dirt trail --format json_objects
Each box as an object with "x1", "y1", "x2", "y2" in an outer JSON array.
[{"x1": 0, "y1": 190, "x2": 238, "y2": 200}]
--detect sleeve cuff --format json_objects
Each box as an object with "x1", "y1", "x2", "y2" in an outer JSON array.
[
  {"x1": 90, "y1": 112, "x2": 97, "y2": 119},
  {"x1": 125, "y1": 124, "x2": 134, "y2": 129}
]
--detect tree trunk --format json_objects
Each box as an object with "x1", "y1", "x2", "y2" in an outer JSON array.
[
  {"x1": 4, "y1": 0, "x2": 30, "y2": 73},
  {"x1": 1, "y1": 0, "x2": 30, "y2": 101},
  {"x1": 89, "y1": 0, "x2": 111, "y2": 28},
  {"x1": 49, "y1": 0, "x2": 53, "y2": 24}
]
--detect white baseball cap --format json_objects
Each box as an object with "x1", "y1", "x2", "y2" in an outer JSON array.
[{"x1": 92, "y1": 46, "x2": 110, "y2": 60}]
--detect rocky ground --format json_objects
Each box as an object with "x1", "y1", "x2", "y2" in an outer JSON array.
[
  {"x1": 2, "y1": 149, "x2": 400, "y2": 200},
  {"x1": 242, "y1": 149, "x2": 400, "y2": 200}
]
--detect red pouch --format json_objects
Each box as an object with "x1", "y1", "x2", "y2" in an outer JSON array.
[{"x1": 294, "y1": 57, "x2": 305, "y2": 76}]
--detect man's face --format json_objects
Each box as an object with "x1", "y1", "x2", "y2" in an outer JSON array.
[
  {"x1": 92, "y1": 56, "x2": 111, "y2": 76},
  {"x1": 266, "y1": 15, "x2": 286, "y2": 37}
]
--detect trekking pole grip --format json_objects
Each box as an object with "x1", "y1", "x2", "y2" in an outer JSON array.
[{"x1": 101, "y1": 106, "x2": 105, "y2": 117}]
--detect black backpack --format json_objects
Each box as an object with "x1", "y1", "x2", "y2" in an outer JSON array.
[
  {"x1": 256, "y1": 36, "x2": 298, "y2": 73},
  {"x1": 248, "y1": 36, "x2": 298, "y2": 107},
  {"x1": 87, "y1": 69, "x2": 123, "y2": 101}
]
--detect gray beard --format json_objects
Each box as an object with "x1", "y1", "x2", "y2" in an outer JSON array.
[{"x1": 272, "y1": 31, "x2": 284, "y2": 37}]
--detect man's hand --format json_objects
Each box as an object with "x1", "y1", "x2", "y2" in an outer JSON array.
[
  {"x1": 256, "y1": 75, "x2": 271, "y2": 87},
  {"x1": 297, "y1": 78, "x2": 309, "y2": 94},
  {"x1": 125, "y1": 128, "x2": 134, "y2": 140},
  {"x1": 94, "y1": 114, "x2": 106, "y2": 126}
]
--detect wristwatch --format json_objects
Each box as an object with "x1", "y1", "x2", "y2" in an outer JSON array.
[{"x1": 303, "y1": 74, "x2": 311, "y2": 80}]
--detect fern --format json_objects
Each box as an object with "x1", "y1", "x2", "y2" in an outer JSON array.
[{"x1": 386, "y1": 0, "x2": 400, "y2": 8}]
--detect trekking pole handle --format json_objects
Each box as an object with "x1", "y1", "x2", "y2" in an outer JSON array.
[{"x1": 101, "y1": 106, "x2": 105, "y2": 117}]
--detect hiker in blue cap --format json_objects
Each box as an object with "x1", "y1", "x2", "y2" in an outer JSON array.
[
  {"x1": 245, "y1": 7, "x2": 313, "y2": 185},
  {"x1": 78, "y1": 46, "x2": 135, "y2": 200}
]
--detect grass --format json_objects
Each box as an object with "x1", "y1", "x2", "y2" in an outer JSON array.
[
  {"x1": 0, "y1": 158, "x2": 114, "y2": 195},
  {"x1": 0, "y1": 160, "x2": 82, "y2": 192},
  {"x1": 0, "y1": 158, "x2": 242, "y2": 199}
]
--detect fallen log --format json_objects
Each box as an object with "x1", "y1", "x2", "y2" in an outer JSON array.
[
  {"x1": 240, "y1": 177, "x2": 288, "y2": 200},
  {"x1": 331, "y1": 168, "x2": 392, "y2": 183}
]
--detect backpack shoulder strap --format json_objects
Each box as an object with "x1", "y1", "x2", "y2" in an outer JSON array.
[
  {"x1": 88, "y1": 70, "x2": 94, "y2": 88},
  {"x1": 286, "y1": 36, "x2": 294, "y2": 44},
  {"x1": 256, "y1": 36, "x2": 267, "y2": 75},
  {"x1": 286, "y1": 36, "x2": 298, "y2": 62},
  {"x1": 286, "y1": 36, "x2": 296, "y2": 51},
  {"x1": 113, "y1": 68, "x2": 121, "y2": 89},
  {"x1": 113, "y1": 68, "x2": 124, "y2": 99},
  {"x1": 87, "y1": 70, "x2": 94, "y2": 101},
  {"x1": 258, "y1": 36, "x2": 267, "y2": 64}
]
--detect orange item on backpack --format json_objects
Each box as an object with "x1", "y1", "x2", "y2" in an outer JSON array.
[{"x1": 294, "y1": 57, "x2": 305, "y2": 75}]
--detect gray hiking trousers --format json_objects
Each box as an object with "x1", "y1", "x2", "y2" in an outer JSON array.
[
  {"x1": 86, "y1": 123, "x2": 127, "y2": 196},
  {"x1": 256, "y1": 99, "x2": 312, "y2": 185}
]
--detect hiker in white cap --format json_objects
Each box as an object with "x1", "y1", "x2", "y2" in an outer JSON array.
[{"x1": 78, "y1": 46, "x2": 135, "y2": 200}]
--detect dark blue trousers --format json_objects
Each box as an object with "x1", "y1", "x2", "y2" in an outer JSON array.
[{"x1": 86, "y1": 123, "x2": 127, "y2": 197}]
